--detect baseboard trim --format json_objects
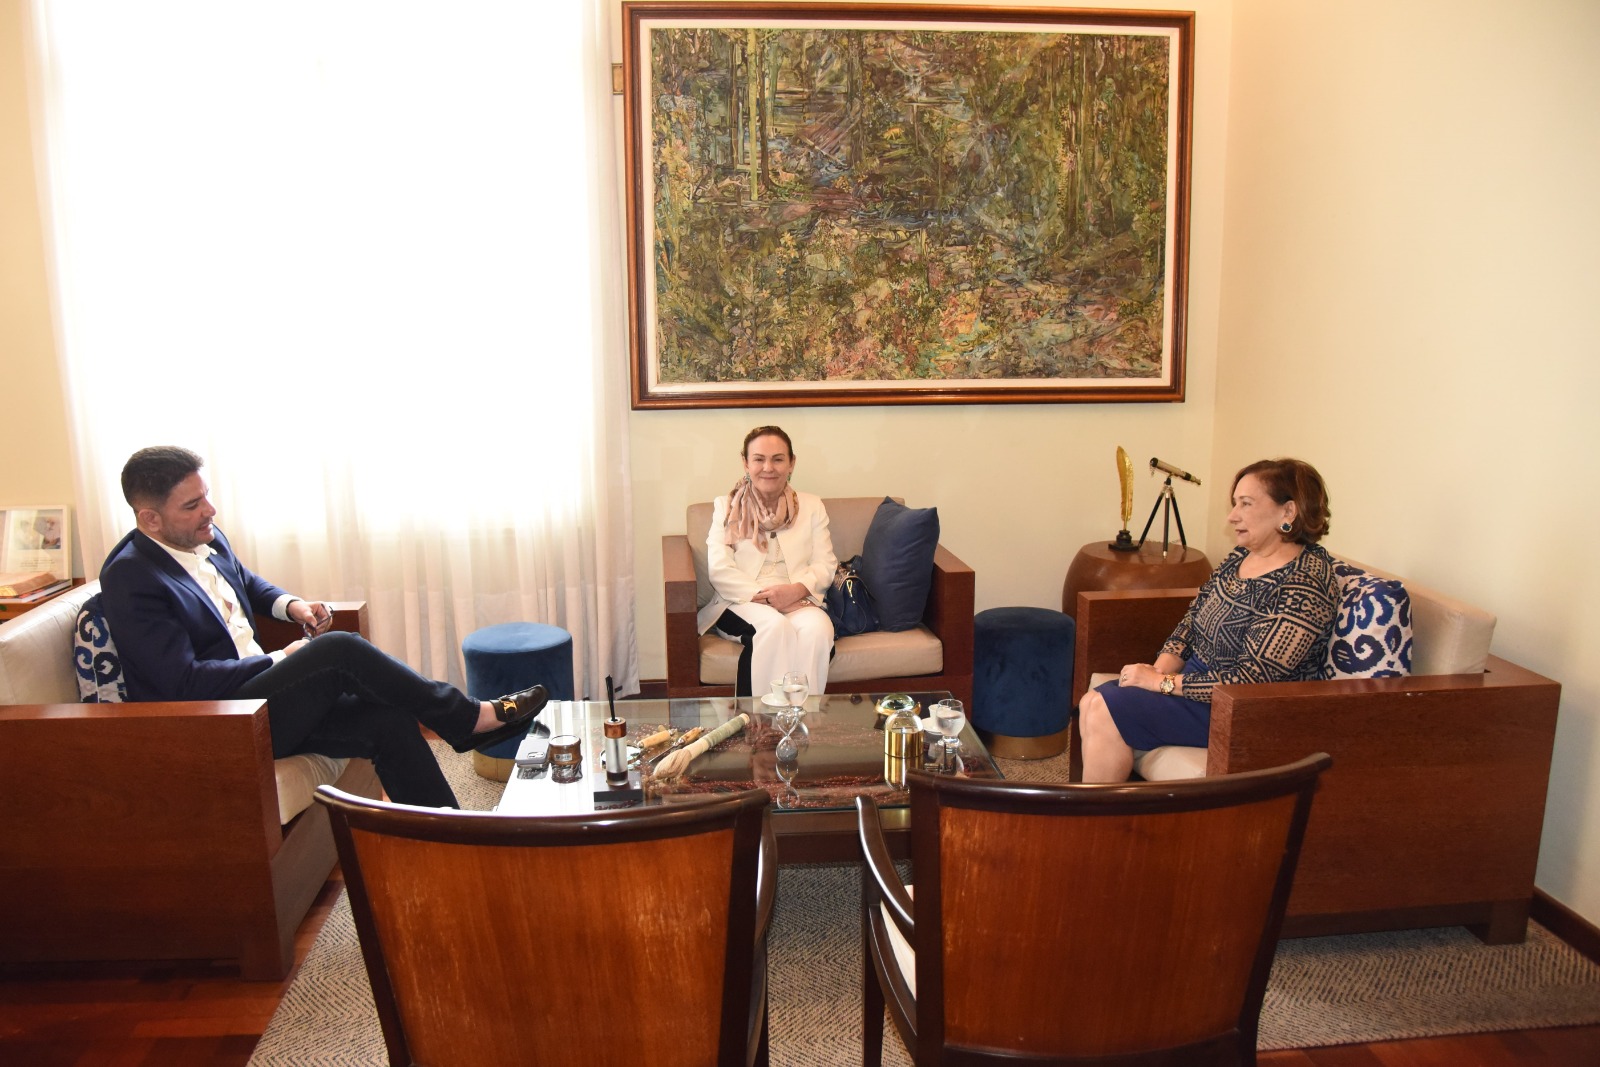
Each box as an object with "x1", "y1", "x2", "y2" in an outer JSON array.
[{"x1": 1533, "y1": 888, "x2": 1600, "y2": 965}]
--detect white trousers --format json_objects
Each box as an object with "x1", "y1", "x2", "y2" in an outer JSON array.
[{"x1": 719, "y1": 601, "x2": 834, "y2": 699}]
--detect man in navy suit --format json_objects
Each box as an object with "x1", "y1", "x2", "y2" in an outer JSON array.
[{"x1": 99, "y1": 446, "x2": 547, "y2": 808}]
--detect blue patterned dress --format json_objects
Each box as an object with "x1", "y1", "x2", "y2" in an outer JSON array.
[{"x1": 1097, "y1": 544, "x2": 1338, "y2": 750}]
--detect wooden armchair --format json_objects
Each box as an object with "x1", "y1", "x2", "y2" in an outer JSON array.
[
  {"x1": 0, "y1": 582, "x2": 380, "y2": 978},
  {"x1": 318, "y1": 785, "x2": 775, "y2": 1067},
  {"x1": 858, "y1": 757, "x2": 1330, "y2": 1067},
  {"x1": 1070, "y1": 578, "x2": 1561, "y2": 944},
  {"x1": 664, "y1": 497, "x2": 974, "y2": 705}
]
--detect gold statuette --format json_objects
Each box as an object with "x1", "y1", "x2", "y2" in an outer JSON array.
[
  {"x1": 1116, "y1": 446, "x2": 1134, "y2": 528},
  {"x1": 1110, "y1": 446, "x2": 1138, "y2": 551}
]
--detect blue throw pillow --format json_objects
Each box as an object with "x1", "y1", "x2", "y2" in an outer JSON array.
[
  {"x1": 1321, "y1": 563, "x2": 1414, "y2": 679},
  {"x1": 74, "y1": 593, "x2": 128, "y2": 703},
  {"x1": 860, "y1": 498, "x2": 940, "y2": 632}
]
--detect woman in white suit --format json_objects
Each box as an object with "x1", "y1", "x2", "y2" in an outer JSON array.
[{"x1": 696, "y1": 426, "x2": 837, "y2": 699}]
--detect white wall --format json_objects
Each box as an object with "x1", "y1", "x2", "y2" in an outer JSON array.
[
  {"x1": 1215, "y1": 0, "x2": 1600, "y2": 920},
  {"x1": 625, "y1": 0, "x2": 1237, "y2": 676}
]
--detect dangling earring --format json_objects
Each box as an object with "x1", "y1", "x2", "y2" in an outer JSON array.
[{"x1": 1279, "y1": 520, "x2": 1293, "y2": 534}]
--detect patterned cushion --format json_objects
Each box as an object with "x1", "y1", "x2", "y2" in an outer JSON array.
[
  {"x1": 1322, "y1": 563, "x2": 1413, "y2": 679},
  {"x1": 74, "y1": 593, "x2": 128, "y2": 703}
]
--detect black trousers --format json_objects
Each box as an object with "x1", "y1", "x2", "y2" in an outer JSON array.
[
  {"x1": 713, "y1": 609, "x2": 758, "y2": 700},
  {"x1": 234, "y1": 631, "x2": 479, "y2": 808}
]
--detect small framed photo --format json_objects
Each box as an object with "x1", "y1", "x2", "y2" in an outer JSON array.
[{"x1": 0, "y1": 505, "x2": 72, "y2": 583}]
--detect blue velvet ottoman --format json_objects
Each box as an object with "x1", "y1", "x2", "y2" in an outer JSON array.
[
  {"x1": 462, "y1": 622, "x2": 574, "y2": 781},
  {"x1": 971, "y1": 607, "x2": 1076, "y2": 759}
]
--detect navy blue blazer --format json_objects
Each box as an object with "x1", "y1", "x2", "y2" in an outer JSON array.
[{"x1": 99, "y1": 527, "x2": 291, "y2": 702}]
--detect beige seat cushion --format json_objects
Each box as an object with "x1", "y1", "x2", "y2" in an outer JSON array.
[
  {"x1": 273, "y1": 752, "x2": 351, "y2": 823},
  {"x1": 0, "y1": 579, "x2": 347, "y2": 824},
  {"x1": 699, "y1": 626, "x2": 943, "y2": 686}
]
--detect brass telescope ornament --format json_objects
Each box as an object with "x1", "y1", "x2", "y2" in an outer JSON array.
[
  {"x1": 1140, "y1": 457, "x2": 1201, "y2": 557},
  {"x1": 1109, "y1": 446, "x2": 1138, "y2": 552}
]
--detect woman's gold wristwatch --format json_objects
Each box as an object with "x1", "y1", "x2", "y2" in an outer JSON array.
[{"x1": 1159, "y1": 674, "x2": 1176, "y2": 695}]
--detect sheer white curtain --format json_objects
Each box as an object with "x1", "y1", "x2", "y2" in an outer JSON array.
[{"x1": 27, "y1": 0, "x2": 638, "y2": 696}]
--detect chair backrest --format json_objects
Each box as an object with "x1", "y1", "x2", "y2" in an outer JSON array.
[
  {"x1": 906, "y1": 754, "x2": 1329, "y2": 1064},
  {"x1": 317, "y1": 785, "x2": 774, "y2": 1067},
  {"x1": 0, "y1": 580, "x2": 99, "y2": 705},
  {"x1": 686, "y1": 495, "x2": 897, "y2": 609}
]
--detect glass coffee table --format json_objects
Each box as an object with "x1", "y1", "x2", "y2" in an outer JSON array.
[{"x1": 496, "y1": 691, "x2": 1001, "y2": 863}]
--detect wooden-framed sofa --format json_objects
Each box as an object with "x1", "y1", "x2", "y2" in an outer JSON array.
[
  {"x1": 663, "y1": 497, "x2": 974, "y2": 706},
  {"x1": 1069, "y1": 555, "x2": 1560, "y2": 944},
  {"x1": 0, "y1": 581, "x2": 381, "y2": 979}
]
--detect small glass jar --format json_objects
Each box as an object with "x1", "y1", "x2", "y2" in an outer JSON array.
[{"x1": 548, "y1": 734, "x2": 583, "y2": 783}]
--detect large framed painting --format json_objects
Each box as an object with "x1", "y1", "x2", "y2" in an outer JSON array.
[{"x1": 623, "y1": 2, "x2": 1194, "y2": 409}]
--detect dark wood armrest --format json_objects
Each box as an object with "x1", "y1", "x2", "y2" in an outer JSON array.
[
  {"x1": 1208, "y1": 655, "x2": 1560, "y2": 775},
  {"x1": 755, "y1": 816, "x2": 778, "y2": 943},
  {"x1": 923, "y1": 543, "x2": 975, "y2": 675},
  {"x1": 0, "y1": 698, "x2": 308, "y2": 971},
  {"x1": 856, "y1": 796, "x2": 914, "y2": 937},
  {"x1": 254, "y1": 600, "x2": 369, "y2": 653},
  {"x1": 662, "y1": 535, "x2": 703, "y2": 690},
  {"x1": 1072, "y1": 587, "x2": 1195, "y2": 705},
  {"x1": 1, "y1": 698, "x2": 282, "y2": 876},
  {"x1": 1207, "y1": 656, "x2": 1560, "y2": 917}
]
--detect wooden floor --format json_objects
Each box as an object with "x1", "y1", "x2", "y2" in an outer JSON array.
[{"x1": 2, "y1": 870, "x2": 1598, "y2": 1066}]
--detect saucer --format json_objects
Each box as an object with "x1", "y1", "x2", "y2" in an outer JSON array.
[{"x1": 761, "y1": 693, "x2": 807, "y2": 708}]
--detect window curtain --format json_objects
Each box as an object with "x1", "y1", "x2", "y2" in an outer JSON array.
[{"x1": 26, "y1": 0, "x2": 638, "y2": 696}]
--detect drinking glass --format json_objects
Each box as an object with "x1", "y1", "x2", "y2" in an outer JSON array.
[
  {"x1": 932, "y1": 699, "x2": 966, "y2": 770},
  {"x1": 780, "y1": 671, "x2": 809, "y2": 709}
]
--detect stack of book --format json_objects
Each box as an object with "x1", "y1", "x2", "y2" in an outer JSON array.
[{"x1": 0, "y1": 571, "x2": 70, "y2": 602}]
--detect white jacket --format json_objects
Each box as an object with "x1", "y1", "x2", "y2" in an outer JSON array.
[{"x1": 697, "y1": 490, "x2": 839, "y2": 634}]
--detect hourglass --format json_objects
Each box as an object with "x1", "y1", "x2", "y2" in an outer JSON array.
[{"x1": 773, "y1": 705, "x2": 807, "y2": 807}]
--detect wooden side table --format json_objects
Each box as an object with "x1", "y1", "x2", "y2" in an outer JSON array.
[
  {"x1": 1062, "y1": 541, "x2": 1211, "y2": 618},
  {"x1": 0, "y1": 578, "x2": 85, "y2": 623}
]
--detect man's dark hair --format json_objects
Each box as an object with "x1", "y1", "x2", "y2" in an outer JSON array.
[{"x1": 121, "y1": 446, "x2": 205, "y2": 508}]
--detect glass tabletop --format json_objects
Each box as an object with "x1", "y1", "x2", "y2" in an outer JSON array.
[{"x1": 496, "y1": 691, "x2": 1000, "y2": 817}]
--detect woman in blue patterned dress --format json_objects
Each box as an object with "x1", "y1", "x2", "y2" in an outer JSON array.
[{"x1": 1078, "y1": 458, "x2": 1339, "y2": 782}]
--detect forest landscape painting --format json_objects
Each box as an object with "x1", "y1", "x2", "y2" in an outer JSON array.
[{"x1": 623, "y1": 4, "x2": 1194, "y2": 407}]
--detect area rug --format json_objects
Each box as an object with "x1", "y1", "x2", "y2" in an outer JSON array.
[{"x1": 248, "y1": 745, "x2": 1600, "y2": 1065}]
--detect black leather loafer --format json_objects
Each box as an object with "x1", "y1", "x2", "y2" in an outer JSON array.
[{"x1": 452, "y1": 683, "x2": 550, "y2": 753}]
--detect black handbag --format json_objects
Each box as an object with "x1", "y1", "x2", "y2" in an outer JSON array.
[{"x1": 825, "y1": 556, "x2": 880, "y2": 636}]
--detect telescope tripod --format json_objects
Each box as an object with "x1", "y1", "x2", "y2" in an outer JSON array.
[{"x1": 1137, "y1": 475, "x2": 1190, "y2": 556}]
